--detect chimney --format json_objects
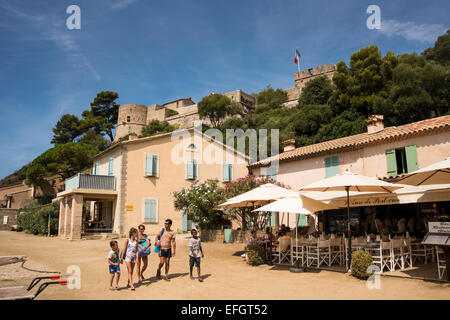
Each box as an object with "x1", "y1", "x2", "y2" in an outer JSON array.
[
  {"x1": 283, "y1": 139, "x2": 296, "y2": 152},
  {"x1": 366, "y1": 115, "x2": 384, "y2": 134}
]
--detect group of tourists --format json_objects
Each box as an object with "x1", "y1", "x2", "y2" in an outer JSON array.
[{"x1": 107, "y1": 218, "x2": 204, "y2": 290}]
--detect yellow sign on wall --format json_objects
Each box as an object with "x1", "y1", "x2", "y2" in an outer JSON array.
[{"x1": 126, "y1": 205, "x2": 133, "y2": 212}]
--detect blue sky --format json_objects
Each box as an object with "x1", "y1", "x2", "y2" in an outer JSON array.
[{"x1": 0, "y1": 0, "x2": 448, "y2": 180}]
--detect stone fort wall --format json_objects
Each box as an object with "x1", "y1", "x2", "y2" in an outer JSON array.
[{"x1": 114, "y1": 64, "x2": 335, "y2": 140}]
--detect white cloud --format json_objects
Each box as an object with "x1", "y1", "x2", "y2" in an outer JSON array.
[
  {"x1": 379, "y1": 19, "x2": 448, "y2": 43},
  {"x1": 111, "y1": 0, "x2": 138, "y2": 10}
]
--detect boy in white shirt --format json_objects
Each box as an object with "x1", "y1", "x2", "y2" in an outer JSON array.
[
  {"x1": 188, "y1": 229, "x2": 204, "y2": 282},
  {"x1": 107, "y1": 240, "x2": 120, "y2": 290}
]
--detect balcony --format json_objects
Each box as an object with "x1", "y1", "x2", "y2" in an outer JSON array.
[{"x1": 65, "y1": 173, "x2": 116, "y2": 191}]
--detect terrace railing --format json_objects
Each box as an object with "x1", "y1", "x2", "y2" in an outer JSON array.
[{"x1": 65, "y1": 173, "x2": 116, "y2": 191}]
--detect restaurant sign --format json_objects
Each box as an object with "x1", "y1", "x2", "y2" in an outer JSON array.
[
  {"x1": 330, "y1": 196, "x2": 401, "y2": 208},
  {"x1": 428, "y1": 222, "x2": 450, "y2": 234}
]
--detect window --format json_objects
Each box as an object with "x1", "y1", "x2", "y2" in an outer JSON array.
[
  {"x1": 186, "y1": 143, "x2": 198, "y2": 152},
  {"x1": 145, "y1": 154, "x2": 158, "y2": 177},
  {"x1": 108, "y1": 157, "x2": 114, "y2": 176},
  {"x1": 93, "y1": 163, "x2": 99, "y2": 175},
  {"x1": 186, "y1": 158, "x2": 198, "y2": 180},
  {"x1": 267, "y1": 212, "x2": 276, "y2": 227},
  {"x1": 223, "y1": 163, "x2": 233, "y2": 182},
  {"x1": 297, "y1": 213, "x2": 307, "y2": 227},
  {"x1": 325, "y1": 156, "x2": 339, "y2": 178},
  {"x1": 127, "y1": 116, "x2": 130, "y2": 122},
  {"x1": 386, "y1": 145, "x2": 418, "y2": 176},
  {"x1": 181, "y1": 208, "x2": 193, "y2": 231},
  {"x1": 266, "y1": 166, "x2": 277, "y2": 182},
  {"x1": 143, "y1": 198, "x2": 158, "y2": 223}
]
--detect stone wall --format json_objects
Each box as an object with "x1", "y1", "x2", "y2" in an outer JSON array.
[
  {"x1": 0, "y1": 208, "x2": 18, "y2": 231},
  {"x1": 294, "y1": 63, "x2": 335, "y2": 89},
  {"x1": 199, "y1": 229, "x2": 266, "y2": 243}
]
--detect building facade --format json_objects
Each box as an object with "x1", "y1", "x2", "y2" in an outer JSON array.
[
  {"x1": 250, "y1": 115, "x2": 450, "y2": 233},
  {"x1": 56, "y1": 128, "x2": 249, "y2": 239}
]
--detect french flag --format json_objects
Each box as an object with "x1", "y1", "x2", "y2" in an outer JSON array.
[{"x1": 294, "y1": 49, "x2": 301, "y2": 65}]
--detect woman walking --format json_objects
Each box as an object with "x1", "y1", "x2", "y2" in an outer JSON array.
[
  {"x1": 121, "y1": 227, "x2": 138, "y2": 290},
  {"x1": 137, "y1": 224, "x2": 151, "y2": 282}
]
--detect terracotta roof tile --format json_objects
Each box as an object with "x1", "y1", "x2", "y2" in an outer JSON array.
[{"x1": 249, "y1": 115, "x2": 450, "y2": 168}]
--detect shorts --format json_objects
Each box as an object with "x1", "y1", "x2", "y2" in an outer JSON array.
[
  {"x1": 125, "y1": 255, "x2": 136, "y2": 263},
  {"x1": 189, "y1": 256, "x2": 201, "y2": 268},
  {"x1": 158, "y1": 248, "x2": 172, "y2": 258},
  {"x1": 109, "y1": 264, "x2": 120, "y2": 274}
]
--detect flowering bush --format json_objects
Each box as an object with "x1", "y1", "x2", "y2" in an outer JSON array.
[
  {"x1": 245, "y1": 244, "x2": 265, "y2": 266},
  {"x1": 351, "y1": 250, "x2": 374, "y2": 279},
  {"x1": 173, "y1": 179, "x2": 229, "y2": 230},
  {"x1": 17, "y1": 202, "x2": 60, "y2": 235},
  {"x1": 222, "y1": 174, "x2": 291, "y2": 231}
]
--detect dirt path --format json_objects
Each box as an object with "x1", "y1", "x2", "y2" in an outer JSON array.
[{"x1": 0, "y1": 231, "x2": 449, "y2": 299}]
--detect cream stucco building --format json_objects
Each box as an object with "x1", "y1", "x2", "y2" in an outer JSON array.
[{"x1": 56, "y1": 128, "x2": 249, "y2": 239}]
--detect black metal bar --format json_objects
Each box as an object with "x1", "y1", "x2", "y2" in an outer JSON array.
[
  {"x1": 34, "y1": 281, "x2": 67, "y2": 299},
  {"x1": 27, "y1": 276, "x2": 60, "y2": 291}
]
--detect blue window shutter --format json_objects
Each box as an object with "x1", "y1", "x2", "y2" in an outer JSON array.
[
  {"x1": 152, "y1": 154, "x2": 158, "y2": 176},
  {"x1": 108, "y1": 157, "x2": 114, "y2": 176},
  {"x1": 223, "y1": 163, "x2": 232, "y2": 182},
  {"x1": 186, "y1": 159, "x2": 194, "y2": 179},
  {"x1": 144, "y1": 199, "x2": 157, "y2": 223},
  {"x1": 149, "y1": 199, "x2": 157, "y2": 222},
  {"x1": 193, "y1": 159, "x2": 198, "y2": 180},
  {"x1": 144, "y1": 199, "x2": 152, "y2": 222},
  {"x1": 223, "y1": 163, "x2": 229, "y2": 182},
  {"x1": 267, "y1": 167, "x2": 277, "y2": 182},
  {"x1": 94, "y1": 163, "x2": 99, "y2": 175},
  {"x1": 405, "y1": 145, "x2": 418, "y2": 173},
  {"x1": 297, "y1": 214, "x2": 307, "y2": 226},
  {"x1": 269, "y1": 212, "x2": 276, "y2": 226},
  {"x1": 385, "y1": 149, "x2": 397, "y2": 176},
  {"x1": 145, "y1": 154, "x2": 153, "y2": 176},
  {"x1": 325, "y1": 156, "x2": 339, "y2": 178}
]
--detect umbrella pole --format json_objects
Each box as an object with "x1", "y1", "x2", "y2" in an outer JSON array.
[{"x1": 346, "y1": 186, "x2": 351, "y2": 272}]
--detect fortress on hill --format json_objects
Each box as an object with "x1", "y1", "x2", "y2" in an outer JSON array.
[{"x1": 114, "y1": 63, "x2": 335, "y2": 141}]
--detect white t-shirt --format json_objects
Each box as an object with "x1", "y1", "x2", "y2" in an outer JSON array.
[
  {"x1": 108, "y1": 249, "x2": 120, "y2": 264},
  {"x1": 188, "y1": 237, "x2": 201, "y2": 257}
]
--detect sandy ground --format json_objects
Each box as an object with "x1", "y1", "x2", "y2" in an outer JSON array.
[{"x1": 0, "y1": 231, "x2": 449, "y2": 300}]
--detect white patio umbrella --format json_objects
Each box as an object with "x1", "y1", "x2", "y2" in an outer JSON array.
[
  {"x1": 298, "y1": 170, "x2": 407, "y2": 270},
  {"x1": 395, "y1": 157, "x2": 450, "y2": 186},
  {"x1": 253, "y1": 195, "x2": 338, "y2": 268},
  {"x1": 218, "y1": 183, "x2": 298, "y2": 208},
  {"x1": 253, "y1": 195, "x2": 336, "y2": 215}
]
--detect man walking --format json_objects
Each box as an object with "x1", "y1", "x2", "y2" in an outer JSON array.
[{"x1": 155, "y1": 219, "x2": 176, "y2": 281}]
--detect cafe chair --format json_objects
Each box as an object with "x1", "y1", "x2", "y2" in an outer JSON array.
[
  {"x1": 306, "y1": 239, "x2": 331, "y2": 268},
  {"x1": 368, "y1": 241, "x2": 393, "y2": 273},
  {"x1": 411, "y1": 243, "x2": 434, "y2": 264},
  {"x1": 330, "y1": 237, "x2": 343, "y2": 265},
  {"x1": 402, "y1": 237, "x2": 413, "y2": 268},
  {"x1": 275, "y1": 238, "x2": 291, "y2": 264},
  {"x1": 435, "y1": 246, "x2": 447, "y2": 280},
  {"x1": 391, "y1": 239, "x2": 404, "y2": 270},
  {"x1": 290, "y1": 237, "x2": 305, "y2": 267}
]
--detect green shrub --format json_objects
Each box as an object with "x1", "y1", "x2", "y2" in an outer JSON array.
[
  {"x1": 351, "y1": 250, "x2": 374, "y2": 279},
  {"x1": 245, "y1": 244, "x2": 265, "y2": 266},
  {"x1": 17, "y1": 202, "x2": 60, "y2": 235}
]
